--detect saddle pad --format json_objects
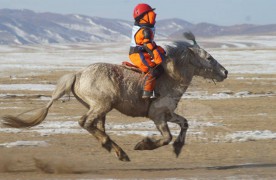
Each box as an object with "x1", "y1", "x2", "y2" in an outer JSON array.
[{"x1": 122, "y1": 61, "x2": 142, "y2": 73}]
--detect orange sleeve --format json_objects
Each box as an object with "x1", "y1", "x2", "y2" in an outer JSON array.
[{"x1": 135, "y1": 28, "x2": 165, "y2": 65}]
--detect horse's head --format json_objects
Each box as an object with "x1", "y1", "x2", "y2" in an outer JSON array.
[
  {"x1": 184, "y1": 32, "x2": 228, "y2": 82},
  {"x1": 187, "y1": 45, "x2": 228, "y2": 82},
  {"x1": 164, "y1": 32, "x2": 228, "y2": 82}
]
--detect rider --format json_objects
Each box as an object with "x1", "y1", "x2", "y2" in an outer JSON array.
[{"x1": 129, "y1": 3, "x2": 166, "y2": 99}]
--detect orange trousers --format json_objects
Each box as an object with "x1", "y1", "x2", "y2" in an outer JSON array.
[{"x1": 129, "y1": 52, "x2": 156, "y2": 92}]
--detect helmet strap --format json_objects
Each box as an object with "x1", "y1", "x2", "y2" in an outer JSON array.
[{"x1": 135, "y1": 12, "x2": 154, "y2": 28}]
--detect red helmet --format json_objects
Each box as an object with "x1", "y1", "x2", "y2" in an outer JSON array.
[{"x1": 133, "y1": 3, "x2": 155, "y2": 20}]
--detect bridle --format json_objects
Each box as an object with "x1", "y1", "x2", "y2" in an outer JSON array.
[{"x1": 184, "y1": 47, "x2": 220, "y2": 84}]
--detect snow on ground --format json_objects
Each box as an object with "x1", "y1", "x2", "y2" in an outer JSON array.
[
  {"x1": 0, "y1": 88, "x2": 274, "y2": 100},
  {"x1": 0, "y1": 84, "x2": 55, "y2": 91},
  {"x1": 0, "y1": 36, "x2": 275, "y2": 77},
  {"x1": 0, "y1": 140, "x2": 48, "y2": 148},
  {"x1": 0, "y1": 42, "x2": 129, "y2": 77},
  {"x1": 1, "y1": 120, "x2": 275, "y2": 143},
  {"x1": 0, "y1": 36, "x2": 275, "y2": 98},
  {"x1": 198, "y1": 35, "x2": 276, "y2": 74},
  {"x1": 0, "y1": 118, "x2": 221, "y2": 138},
  {"x1": 224, "y1": 130, "x2": 276, "y2": 142},
  {"x1": 183, "y1": 90, "x2": 275, "y2": 100},
  {"x1": 212, "y1": 49, "x2": 276, "y2": 74},
  {"x1": 0, "y1": 35, "x2": 275, "y2": 142},
  {"x1": 202, "y1": 35, "x2": 276, "y2": 48}
]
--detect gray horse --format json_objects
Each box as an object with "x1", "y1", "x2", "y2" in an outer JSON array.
[{"x1": 2, "y1": 32, "x2": 228, "y2": 161}]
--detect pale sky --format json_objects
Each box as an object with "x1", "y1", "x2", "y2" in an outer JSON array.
[{"x1": 0, "y1": 0, "x2": 275, "y2": 26}]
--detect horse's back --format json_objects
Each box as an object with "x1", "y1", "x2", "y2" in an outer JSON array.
[
  {"x1": 74, "y1": 63, "x2": 150, "y2": 117},
  {"x1": 73, "y1": 63, "x2": 121, "y2": 105}
]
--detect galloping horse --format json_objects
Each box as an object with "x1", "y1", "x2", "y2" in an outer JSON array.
[{"x1": 2, "y1": 32, "x2": 228, "y2": 161}]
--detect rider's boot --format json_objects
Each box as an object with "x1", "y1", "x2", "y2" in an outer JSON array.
[
  {"x1": 142, "y1": 90, "x2": 153, "y2": 99},
  {"x1": 142, "y1": 74, "x2": 156, "y2": 99},
  {"x1": 143, "y1": 90, "x2": 158, "y2": 99}
]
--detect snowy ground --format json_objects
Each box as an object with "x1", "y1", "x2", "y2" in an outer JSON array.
[
  {"x1": 0, "y1": 35, "x2": 275, "y2": 77},
  {"x1": 0, "y1": 35, "x2": 275, "y2": 145},
  {"x1": 0, "y1": 36, "x2": 275, "y2": 179}
]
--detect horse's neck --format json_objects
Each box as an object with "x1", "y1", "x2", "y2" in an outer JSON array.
[{"x1": 157, "y1": 68, "x2": 194, "y2": 99}]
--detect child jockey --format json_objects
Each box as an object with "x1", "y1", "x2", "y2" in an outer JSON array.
[{"x1": 129, "y1": 3, "x2": 166, "y2": 99}]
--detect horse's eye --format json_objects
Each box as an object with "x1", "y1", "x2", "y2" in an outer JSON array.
[{"x1": 207, "y1": 56, "x2": 212, "y2": 61}]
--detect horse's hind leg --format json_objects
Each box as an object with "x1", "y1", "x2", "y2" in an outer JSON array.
[
  {"x1": 96, "y1": 116, "x2": 105, "y2": 132},
  {"x1": 79, "y1": 108, "x2": 130, "y2": 161}
]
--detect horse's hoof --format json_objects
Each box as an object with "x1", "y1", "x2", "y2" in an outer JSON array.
[
  {"x1": 134, "y1": 138, "x2": 155, "y2": 150},
  {"x1": 119, "y1": 154, "x2": 130, "y2": 162},
  {"x1": 116, "y1": 150, "x2": 130, "y2": 162},
  {"x1": 134, "y1": 141, "x2": 144, "y2": 150},
  {"x1": 173, "y1": 141, "x2": 184, "y2": 157}
]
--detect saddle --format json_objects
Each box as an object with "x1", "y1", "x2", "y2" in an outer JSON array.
[{"x1": 122, "y1": 61, "x2": 143, "y2": 73}]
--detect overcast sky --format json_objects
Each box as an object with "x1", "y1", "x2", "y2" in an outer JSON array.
[{"x1": 0, "y1": 0, "x2": 275, "y2": 26}]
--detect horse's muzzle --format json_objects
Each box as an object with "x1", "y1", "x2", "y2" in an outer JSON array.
[
  {"x1": 216, "y1": 68, "x2": 228, "y2": 81},
  {"x1": 222, "y1": 69, "x2": 228, "y2": 79}
]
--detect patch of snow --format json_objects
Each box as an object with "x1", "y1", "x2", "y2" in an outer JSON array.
[
  {"x1": 0, "y1": 84, "x2": 55, "y2": 91},
  {"x1": 183, "y1": 91, "x2": 275, "y2": 100},
  {"x1": 74, "y1": 14, "x2": 83, "y2": 20},
  {"x1": 235, "y1": 77, "x2": 276, "y2": 80},
  {"x1": 43, "y1": 29, "x2": 65, "y2": 42},
  {"x1": 0, "y1": 93, "x2": 51, "y2": 100},
  {"x1": 85, "y1": 17, "x2": 97, "y2": 26},
  {"x1": 1, "y1": 38, "x2": 274, "y2": 75},
  {"x1": 35, "y1": 120, "x2": 79, "y2": 129},
  {"x1": 213, "y1": 49, "x2": 276, "y2": 74},
  {"x1": 9, "y1": 76, "x2": 29, "y2": 80},
  {"x1": 109, "y1": 130, "x2": 162, "y2": 137},
  {"x1": 203, "y1": 35, "x2": 276, "y2": 48},
  {"x1": 0, "y1": 141, "x2": 48, "y2": 148},
  {"x1": 167, "y1": 22, "x2": 183, "y2": 31},
  {"x1": 225, "y1": 130, "x2": 276, "y2": 142},
  {"x1": 0, "y1": 120, "x2": 218, "y2": 137},
  {"x1": 118, "y1": 21, "x2": 132, "y2": 28},
  {"x1": 4, "y1": 23, "x2": 27, "y2": 39},
  {"x1": 14, "y1": 39, "x2": 22, "y2": 45},
  {"x1": 0, "y1": 106, "x2": 20, "y2": 109}
]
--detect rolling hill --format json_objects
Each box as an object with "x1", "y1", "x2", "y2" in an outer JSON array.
[{"x1": 0, "y1": 9, "x2": 275, "y2": 45}]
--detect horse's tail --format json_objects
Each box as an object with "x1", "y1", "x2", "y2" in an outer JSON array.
[{"x1": 1, "y1": 73, "x2": 76, "y2": 128}]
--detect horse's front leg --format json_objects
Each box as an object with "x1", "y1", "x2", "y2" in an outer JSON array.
[
  {"x1": 134, "y1": 97, "x2": 177, "y2": 151},
  {"x1": 134, "y1": 119, "x2": 172, "y2": 150},
  {"x1": 168, "y1": 113, "x2": 189, "y2": 157}
]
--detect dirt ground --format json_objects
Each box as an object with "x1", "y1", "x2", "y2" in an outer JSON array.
[{"x1": 0, "y1": 69, "x2": 276, "y2": 179}]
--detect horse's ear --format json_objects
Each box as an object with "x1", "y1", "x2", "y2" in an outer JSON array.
[{"x1": 187, "y1": 47, "x2": 195, "y2": 55}]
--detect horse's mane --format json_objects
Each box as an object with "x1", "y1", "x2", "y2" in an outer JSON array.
[{"x1": 165, "y1": 41, "x2": 194, "y2": 66}]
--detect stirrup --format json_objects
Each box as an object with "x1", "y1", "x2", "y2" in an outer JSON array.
[
  {"x1": 150, "y1": 91, "x2": 157, "y2": 99},
  {"x1": 142, "y1": 91, "x2": 152, "y2": 99},
  {"x1": 142, "y1": 91, "x2": 157, "y2": 99}
]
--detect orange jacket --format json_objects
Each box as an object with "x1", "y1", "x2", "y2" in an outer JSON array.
[
  {"x1": 129, "y1": 10, "x2": 165, "y2": 72},
  {"x1": 129, "y1": 26, "x2": 165, "y2": 68}
]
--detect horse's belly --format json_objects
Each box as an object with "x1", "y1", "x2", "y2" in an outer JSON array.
[{"x1": 114, "y1": 102, "x2": 149, "y2": 117}]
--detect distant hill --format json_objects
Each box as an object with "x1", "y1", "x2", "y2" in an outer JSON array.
[{"x1": 0, "y1": 9, "x2": 275, "y2": 45}]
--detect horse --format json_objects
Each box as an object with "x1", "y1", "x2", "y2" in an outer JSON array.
[{"x1": 2, "y1": 32, "x2": 228, "y2": 161}]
